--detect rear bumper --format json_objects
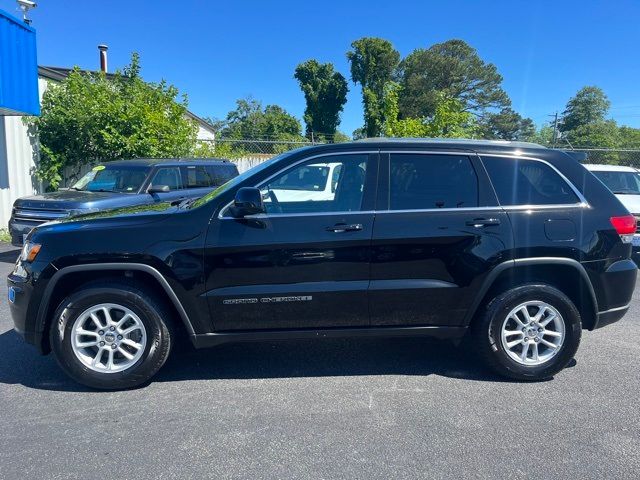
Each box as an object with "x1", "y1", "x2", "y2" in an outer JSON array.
[{"x1": 591, "y1": 259, "x2": 637, "y2": 329}]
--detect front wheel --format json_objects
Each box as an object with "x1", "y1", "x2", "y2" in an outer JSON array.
[
  {"x1": 473, "y1": 284, "x2": 582, "y2": 381},
  {"x1": 50, "y1": 281, "x2": 174, "y2": 390}
]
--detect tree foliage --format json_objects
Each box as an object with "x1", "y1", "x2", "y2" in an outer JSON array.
[
  {"x1": 32, "y1": 53, "x2": 198, "y2": 189},
  {"x1": 382, "y1": 82, "x2": 476, "y2": 138},
  {"x1": 397, "y1": 40, "x2": 510, "y2": 119},
  {"x1": 219, "y1": 97, "x2": 302, "y2": 141},
  {"x1": 347, "y1": 37, "x2": 400, "y2": 137},
  {"x1": 479, "y1": 108, "x2": 536, "y2": 141},
  {"x1": 559, "y1": 86, "x2": 610, "y2": 133},
  {"x1": 294, "y1": 59, "x2": 348, "y2": 139}
]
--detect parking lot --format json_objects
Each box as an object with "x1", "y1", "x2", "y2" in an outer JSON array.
[{"x1": 0, "y1": 244, "x2": 638, "y2": 479}]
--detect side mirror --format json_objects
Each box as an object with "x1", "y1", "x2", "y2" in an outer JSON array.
[
  {"x1": 231, "y1": 187, "x2": 265, "y2": 217},
  {"x1": 148, "y1": 185, "x2": 171, "y2": 194}
]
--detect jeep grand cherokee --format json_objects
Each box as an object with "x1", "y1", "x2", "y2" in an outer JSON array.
[{"x1": 8, "y1": 139, "x2": 637, "y2": 389}]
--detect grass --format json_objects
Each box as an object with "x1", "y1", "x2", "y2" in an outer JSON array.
[{"x1": 0, "y1": 228, "x2": 12, "y2": 244}]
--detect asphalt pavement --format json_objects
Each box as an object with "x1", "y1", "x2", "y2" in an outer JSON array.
[{"x1": 0, "y1": 244, "x2": 639, "y2": 479}]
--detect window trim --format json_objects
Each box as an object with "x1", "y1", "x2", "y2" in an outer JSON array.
[
  {"x1": 218, "y1": 151, "x2": 377, "y2": 219},
  {"x1": 217, "y1": 149, "x2": 590, "y2": 219}
]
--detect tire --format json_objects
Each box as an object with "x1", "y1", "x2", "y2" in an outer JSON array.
[
  {"x1": 473, "y1": 284, "x2": 582, "y2": 381},
  {"x1": 50, "y1": 280, "x2": 175, "y2": 390}
]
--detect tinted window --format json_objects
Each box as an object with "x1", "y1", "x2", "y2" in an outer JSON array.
[
  {"x1": 151, "y1": 167, "x2": 182, "y2": 191},
  {"x1": 181, "y1": 165, "x2": 212, "y2": 188},
  {"x1": 206, "y1": 165, "x2": 238, "y2": 186},
  {"x1": 260, "y1": 155, "x2": 368, "y2": 214},
  {"x1": 389, "y1": 154, "x2": 478, "y2": 210},
  {"x1": 482, "y1": 156, "x2": 580, "y2": 206}
]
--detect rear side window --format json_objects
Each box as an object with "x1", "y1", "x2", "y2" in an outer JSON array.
[
  {"x1": 389, "y1": 154, "x2": 478, "y2": 210},
  {"x1": 482, "y1": 156, "x2": 580, "y2": 206},
  {"x1": 181, "y1": 165, "x2": 212, "y2": 188},
  {"x1": 206, "y1": 165, "x2": 237, "y2": 186}
]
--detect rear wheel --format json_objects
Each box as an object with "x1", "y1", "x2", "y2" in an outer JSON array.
[
  {"x1": 50, "y1": 281, "x2": 174, "y2": 390},
  {"x1": 474, "y1": 284, "x2": 581, "y2": 380}
]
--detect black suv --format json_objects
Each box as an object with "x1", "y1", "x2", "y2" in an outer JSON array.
[
  {"x1": 9, "y1": 158, "x2": 238, "y2": 246},
  {"x1": 8, "y1": 139, "x2": 638, "y2": 389}
]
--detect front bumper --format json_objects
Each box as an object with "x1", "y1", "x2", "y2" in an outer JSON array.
[{"x1": 7, "y1": 260, "x2": 51, "y2": 352}]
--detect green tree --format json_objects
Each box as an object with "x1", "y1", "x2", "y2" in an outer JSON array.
[
  {"x1": 479, "y1": 108, "x2": 536, "y2": 141},
  {"x1": 619, "y1": 126, "x2": 640, "y2": 148},
  {"x1": 383, "y1": 82, "x2": 476, "y2": 138},
  {"x1": 220, "y1": 98, "x2": 302, "y2": 140},
  {"x1": 218, "y1": 97, "x2": 304, "y2": 154},
  {"x1": 565, "y1": 120, "x2": 620, "y2": 149},
  {"x1": 397, "y1": 39, "x2": 510, "y2": 119},
  {"x1": 559, "y1": 86, "x2": 610, "y2": 133},
  {"x1": 32, "y1": 53, "x2": 198, "y2": 189},
  {"x1": 294, "y1": 59, "x2": 348, "y2": 139},
  {"x1": 347, "y1": 37, "x2": 400, "y2": 137}
]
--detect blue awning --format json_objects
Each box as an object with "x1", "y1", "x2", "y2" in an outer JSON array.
[{"x1": 0, "y1": 8, "x2": 39, "y2": 116}]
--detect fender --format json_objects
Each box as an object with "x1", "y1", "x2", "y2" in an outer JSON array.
[
  {"x1": 462, "y1": 257, "x2": 599, "y2": 326},
  {"x1": 36, "y1": 263, "x2": 196, "y2": 338}
]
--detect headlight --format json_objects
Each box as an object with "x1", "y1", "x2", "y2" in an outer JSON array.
[{"x1": 20, "y1": 241, "x2": 42, "y2": 262}]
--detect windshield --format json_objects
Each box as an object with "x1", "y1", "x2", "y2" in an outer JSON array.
[
  {"x1": 189, "y1": 151, "x2": 296, "y2": 210},
  {"x1": 71, "y1": 166, "x2": 150, "y2": 193},
  {"x1": 592, "y1": 170, "x2": 640, "y2": 194}
]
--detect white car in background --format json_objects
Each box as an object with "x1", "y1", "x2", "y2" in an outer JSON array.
[
  {"x1": 265, "y1": 162, "x2": 342, "y2": 202},
  {"x1": 585, "y1": 164, "x2": 640, "y2": 250}
]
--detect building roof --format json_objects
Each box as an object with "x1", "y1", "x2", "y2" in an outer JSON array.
[{"x1": 37, "y1": 66, "x2": 215, "y2": 134}]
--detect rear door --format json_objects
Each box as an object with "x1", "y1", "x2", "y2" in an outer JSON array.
[{"x1": 369, "y1": 150, "x2": 513, "y2": 327}]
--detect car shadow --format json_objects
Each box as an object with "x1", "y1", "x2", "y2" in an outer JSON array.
[
  {"x1": 0, "y1": 249, "x2": 19, "y2": 264},
  {"x1": 0, "y1": 328, "x2": 524, "y2": 392}
]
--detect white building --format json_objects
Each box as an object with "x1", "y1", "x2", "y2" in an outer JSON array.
[{"x1": 0, "y1": 60, "x2": 216, "y2": 228}]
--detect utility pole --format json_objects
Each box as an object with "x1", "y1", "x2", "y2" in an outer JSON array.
[{"x1": 551, "y1": 111, "x2": 559, "y2": 147}]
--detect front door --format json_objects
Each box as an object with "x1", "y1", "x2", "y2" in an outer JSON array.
[
  {"x1": 204, "y1": 152, "x2": 378, "y2": 331},
  {"x1": 369, "y1": 151, "x2": 513, "y2": 327}
]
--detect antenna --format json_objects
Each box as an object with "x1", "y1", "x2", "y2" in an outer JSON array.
[{"x1": 16, "y1": 0, "x2": 37, "y2": 25}]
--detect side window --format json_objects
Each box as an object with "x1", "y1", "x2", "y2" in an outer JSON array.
[
  {"x1": 260, "y1": 154, "x2": 368, "y2": 214},
  {"x1": 181, "y1": 165, "x2": 212, "y2": 188},
  {"x1": 151, "y1": 167, "x2": 182, "y2": 191},
  {"x1": 207, "y1": 165, "x2": 237, "y2": 186},
  {"x1": 482, "y1": 156, "x2": 580, "y2": 206},
  {"x1": 389, "y1": 154, "x2": 478, "y2": 210}
]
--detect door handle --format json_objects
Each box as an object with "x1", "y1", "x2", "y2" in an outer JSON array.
[
  {"x1": 326, "y1": 223, "x2": 363, "y2": 233},
  {"x1": 465, "y1": 218, "x2": 501, "y2": 228}
]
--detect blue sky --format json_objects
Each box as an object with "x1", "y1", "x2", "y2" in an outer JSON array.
[{"x1": 5, "y1": 0, "x2": 640, "y2": 135}]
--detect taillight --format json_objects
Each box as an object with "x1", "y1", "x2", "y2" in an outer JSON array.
[{"x1": 610, "y1": 215, "x2": 637, "y2": 242}]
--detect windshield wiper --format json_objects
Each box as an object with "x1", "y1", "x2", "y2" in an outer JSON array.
[{"x1": 172, "y1": 197, "x2": 197, "y2": 209}]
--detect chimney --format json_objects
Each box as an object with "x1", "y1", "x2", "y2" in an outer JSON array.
[{"x1": 98, "y1": 44, "x2": 108, "y2": 73}]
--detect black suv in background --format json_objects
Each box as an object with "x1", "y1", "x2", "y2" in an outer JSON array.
[
  {"x1": 8, "y1": 139, "x2": 637, "y2": 389},
  {"x1": 9, "y1": 158, "x2": 238, "y2": 246}
]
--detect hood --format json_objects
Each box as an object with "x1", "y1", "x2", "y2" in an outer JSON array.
[
  {"x1": 614, "y1": 194, "x2": 640, "y2": 216},
  {"x1": 14, "y1": 190, "x2": 131, "y2": 210},
  {"x1": 55, "y1": 200, "x2": 181, "y2": 224}
]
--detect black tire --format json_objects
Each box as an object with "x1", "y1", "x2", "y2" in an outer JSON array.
[
  {"x1": 473, "y1": 284, "x2": 582, "y2": 381},
  {"x1": 50, "y1": 280, "x2": 175, "y2": 390}
]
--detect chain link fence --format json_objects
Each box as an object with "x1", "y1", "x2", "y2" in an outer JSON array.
[{"x1": 571, "y1": 148, "x2": 640, "y2": 168}]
